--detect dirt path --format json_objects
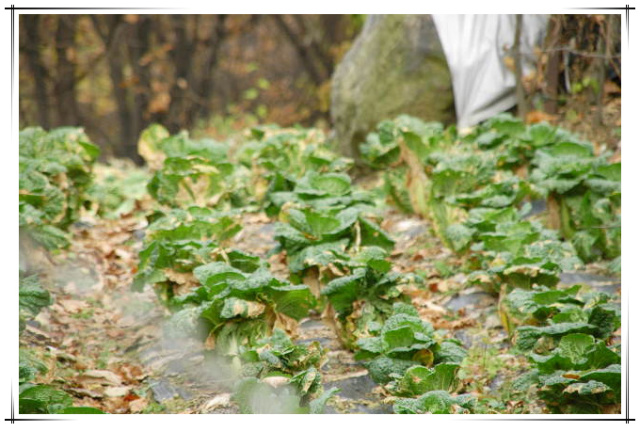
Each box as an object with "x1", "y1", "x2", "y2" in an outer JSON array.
[{"x1": 21, "y1": 216, "x2": 162, "y2": 413}]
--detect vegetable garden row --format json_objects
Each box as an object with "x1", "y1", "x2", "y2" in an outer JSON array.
[{"x1": 19, "y1": 113, "x2": 622, "y2": 414}]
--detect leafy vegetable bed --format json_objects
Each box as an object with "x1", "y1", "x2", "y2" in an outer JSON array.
[{"x1": 18, "y1": 116, "x2": 621, "y2": 414}]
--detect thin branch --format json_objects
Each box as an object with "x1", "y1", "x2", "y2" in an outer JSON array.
[
  {"x1": 541, "y1": 46, "x2": 621, "y2": 60},
  {"x1": 74, "y1": 16, "x2": 126, "y2": 83},
  {"x1": 291, "y1": 15, "x2": 332, "y2": 77},
  {"x1": 513, "y1": 15, "x2": 527, "y2": 120},
  {"x1": 271, "y1": 15, "x2": 325, "y2": 86}
]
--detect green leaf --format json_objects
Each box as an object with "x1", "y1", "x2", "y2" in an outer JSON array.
[
  {"x1": 394, "y1": 363, "x2": 460, "y2": 396},
  {"x1": 383, "y1": 326, "x2": 418, "y2": 350},
  {"x1": 556, "y1": 333, "x2": 595, "y2": 365},
  {"x1": 58, "y1": 407, "x2": 105, "y2": 414},
  {"x1": 304, "y1": 210, "x2": 342, "y2": 237},
  {"x1": 19, "y1": 385, "x2": 73, "y2": 414},
  {"x1": 19, "y1": 274, "x2": 52, "y2": 317},
  {"x1": 355, "y1": 246, "x2": 392, "y2": 273},
  {"x1": 531, "y1": 352, "x2": 575, "y2": 374},
  {"x1": 288, "y1": 367, "x2": 322, "y2": 399},
  {"x1": 226, "y1": 250, "x2": 264, "y2": 273},
  {"x1": 233, "y1": 378, "x2": 305, "y2": 414},
  {"x1": 274, "y1": 222, "x2": 312, "y2": 252},
  {"x1": 164, "y1": 306, "x2": 205, "y2": 339},
  {"x1": 221, "y1": 298, "x2": 266, "y2": 319},
  {"x1": 383, "y1": 169, "x2": 414, "y2": 213},
  {"x1": 269, "y1": 284, "x2": 314, "y2": 320},
  {"x1": 194, "y1": 262, "x2": 246, "y2": 288},
  {"x1": 309, "y1": 387, "x2": 340, "y2": 414},
  {"x1": 444, "y1": 224, "x2": 473, "y2": 252},
  {"x1": 356, "y1": 337, "x2": 386, "y2": 356},
  {"x1": 365, "y1": 356, "x2": 416, "y2": 385},
  {"x1": 579, "y1": 364, "x2": 621, "y2": 392},
  {"x1": 588, "y1": 304, "x2": 621, "y2": 338},
  {"x1": 501, "y1": 286, "x2": 584, "y2": 328},
  {"x1": 78, "y1": 141, "x2": 101, "y2": 160},
  {"x1": 563, "y1": 380, "x2": 612, "y2": 396},
  {"x1": 19, "y1": 127, "x2": 98, "y2": 237},
  {"x1": 355, "y1": 304, "x2": 451, "y2": 385},
  {"x1": 360, "y1": 125, "x2": 400, "y2": 169},
  {"x1": 585, "y1": 341, "x2": 621, "y2": 369},
  {"x1": 545, "y1": 141, "x2": 593, "y2": 158},
  {"x1": 26, "y1": 225, "x2": 70, "y2": 250},
  {"x1": 306, "y1": 172, "x2": 352, "y2": 196},
  {"x1": 393, "y1": 390, "x2": 474, "y2": 414},
  {"x1": 322, "y1": 270, "x2": 365, "y2": 315},
  {"x1": 19, "y1": 350, "x2": 48, "y2": 384},
  {"x1": 359, "y1": 217, "x2": 395, "y2": 250},
  {"x1": 138, "y1": 124, "x2": 170, "y2": 161},
  {"x1": 516, "y1": 322, "x2": 600, "y2": 351},
  {"x1": 434, "y1": 340, "x2": 468, "y2": 364},
  {"x1": 608, "y1": 256, "x2": 621, "y2": 274},
  {"x1": 287, "y1": 240, "x2": 348, "y2": 274},
  {"x1": 594, "y1": 163, "x2": 621, "y2": 182},
  {"x1": 512, "y1": 370, "x2": 540, "y2": 392}
]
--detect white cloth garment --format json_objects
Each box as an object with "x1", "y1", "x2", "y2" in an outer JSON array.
[{"x1": 432, "y1": 14, "x2": 549, "y2": 128}]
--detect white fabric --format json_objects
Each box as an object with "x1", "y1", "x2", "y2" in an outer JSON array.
[{"x1": 432, "y1": 14, "x2": 549, "y2": 128}]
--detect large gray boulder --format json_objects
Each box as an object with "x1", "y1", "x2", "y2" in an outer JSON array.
[{"x1": 331, "y1": 15, "x2": 455, "y2": 161}]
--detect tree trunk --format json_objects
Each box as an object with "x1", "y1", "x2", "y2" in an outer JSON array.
[
  {"x1": 594, "y1": 15, "x2": 613, "y2": 126},
  {"x1": 23, "y1": 15, "x2": 50, "y2": 129},
  {"x1": 54, "y1": 15, "x2": 79, "y2": 126},
  {"x1": 292, "y1": 15, "x2": 332, "y2": 78},
  {"x1": 109, "y1": 45, "x2": 134, "y2": 158},
  {"x1": 127, "y1": 15, "x2": 152, "y2": 162},
  {"x1": 90, "y1": 15, "x2": 134, "y2": 159},
  {"x1": 166, "y1": 15, "x2": 190, "y2": 132},
  {"x1": 272, "y1": 15, "x2": 326, "y2": 86},
  {"x1": 194, "y1": 15, "x2": 228, "y2": 120}
]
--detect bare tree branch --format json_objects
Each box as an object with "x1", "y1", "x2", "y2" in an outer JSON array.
[{"x1": 513, "y1": 14, "x2": 527, "y2": 120}]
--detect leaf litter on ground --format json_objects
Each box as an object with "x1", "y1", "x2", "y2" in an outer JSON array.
[{"x1": 21, "y1": 183, "x2": 619, "y2": 414}]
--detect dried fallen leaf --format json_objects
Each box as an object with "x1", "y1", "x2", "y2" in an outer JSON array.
[
  {"x1": 58, "y1": 299, "x2": 89, "y2": 313},
  {"x1": 129, "y1": 398, "x2": 148, "y2": 413},
  {"x1": 413, "y1": 298, "x2": 447, "y2": 314},
  {"x1": 390, "y1": 249, "x2": 404, "y2": 258},
  {"x1": 326, "y1": 263, "x2": 346, "y2": 278},
  {"x1": 67, "y1": 387, "x2": 104, "y2": 399},
  {"x1": 244, "y1": 212, "x2": 270, "y2": 224},
  {"x1": 106, "y1": 329, "x2": 125, "y2": 339},
  {"x1": 411, "y1": 249, "x2": 430, "y2": 261},
  {"x1": 203, "y1": 393, "x2": 232, "y2": 411},
  {"x1": 262, "y1": 377, "x2": 289, "y2": 389},
  {"x1": 526, "y1": 110, "x2": 557, "y2": 124},
  {"x1": 104, "y1": 386, "x2": 131, "y2": 397},
  {"x1": 562, "y1": 373, "x2": 581, "y2": 380},
  {"x1": 123, "y1": 392, "x2": 140, "y2": 402},
  {"x1": 81, "y1": 369, "x2": 123, "y2": 385},
  {"x1": 204, "y1": 331, "x2": 217, "y2": 351},
  {"x1": 117, "y1": 363, "x2": 146, "y2": 382},
  {"x1": 103, "y1": 397, "x2": 128, "y2": 414}
]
